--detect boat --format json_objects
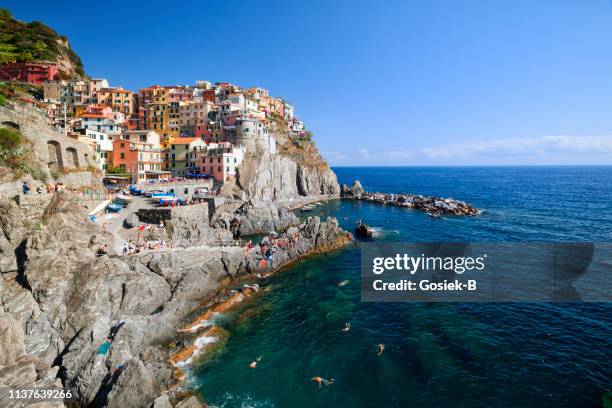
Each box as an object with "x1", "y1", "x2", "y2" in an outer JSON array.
[
  {"x1": 159, "y1": 197, "x2": 179, "y2": 206},
  {"x1": 128, "y1": 186, "x2": 144, "y2": 195},
  {"x1": 427, "y1": 211, "x2": 442, "y2": 218},
  {"x1": 114, "y1": 194, "x2": 132, "y2": 205},
  {"x1": 151, "y1": 193, "x2": 175, "y2": 202},
  {"x1": 338, "y1": 280, "x2": 350, "y2": 287},
  {"x1": 355, "y1": 221, "x2": 374, "y2": 238},
  {"x1": 106, "y1": 203, "x2": 123, "y2": 213},
  {"x1": 300, "y1": 205, "x2": 315, "y2": 212}
]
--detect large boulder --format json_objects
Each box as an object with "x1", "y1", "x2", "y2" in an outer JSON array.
[
  {"x1": 340, "y1": 180, "x2": 364, "y2": 198},
  {"x1": 211, "y1": 199, "x2": 299, "y2": 236}
]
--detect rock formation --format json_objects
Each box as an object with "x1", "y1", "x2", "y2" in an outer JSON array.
[
  {"x1": 340, "y1": 180, "x2": 365, "y2": 198},
  {"x1": 210, "y1": 198, "x2": 299, "y2": 236},
  {"x1": 0, "y1": 188, "x2": 350, "y2": 407},
  {"x1": 230, "y1": 150, "x2": 339, "y2": 201}
]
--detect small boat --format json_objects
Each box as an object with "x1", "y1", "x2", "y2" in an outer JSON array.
[
  {"x1": 427, "y1": 211, "x2": 442, "y2": 218},
  {"x1": 355, "y1": 221, "x2": 374, "y2": 238},
  {"x1": 114, "y1": 194, "x2": 132, "y2": 205},
  {"x1": 128, "y1": 186, "x2": 144, "y2": 195},
  {"x1": 151, "y1": 193, "x2": 175, "y2": 202},
  {"x1": 338, "y1": 280, "x2": 350, "y2": 287},
  {"x1": 159, "y1": 197, "x2": 179, "y2": 206},
  {"x1": 106, "y1": 203, "x2": 123, "y2": 213},
  {"x1": 300, "y1": 205, "x2": 314, "y2": 212}
]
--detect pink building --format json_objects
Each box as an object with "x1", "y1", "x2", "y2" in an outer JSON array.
[{"x1": 193, "y1": 142, "x2": 245, "y2": 183}]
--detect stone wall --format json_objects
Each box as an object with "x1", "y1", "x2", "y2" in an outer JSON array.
[
  {"x1": 137, "y1": 208, "x2": 172, "y2": 225},
  {"x1": 14, "y1": 194, "x2": 53, "y2": 221},
  {"x1": 137, "y1": 203, "x2": 209, "y2": 225},
  {"x1": 0, "y1": 103, "x2": 94, "y2": 179},
  {"x1": 137, "y1": 181, "x2": 213, "y2": 201}
]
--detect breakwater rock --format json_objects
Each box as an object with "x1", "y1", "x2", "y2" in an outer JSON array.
[{"x1": 341, "y1": 180, "x2": 480, "y2": 216}]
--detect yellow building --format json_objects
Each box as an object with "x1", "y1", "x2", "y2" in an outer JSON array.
[
  {"x1": 96, "y1": 88, "x2": 134, "y2": 116},
  {"x1": 139, "y1": 85, "x2": 190, "y2": 149}
]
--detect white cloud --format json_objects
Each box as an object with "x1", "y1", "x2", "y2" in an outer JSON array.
[
  {"x1": 420, "y1": 135, "x2": 612, "y2": 159},
  {"x1": 323, "y1": 135, "x2": 612, "y2": 165}
]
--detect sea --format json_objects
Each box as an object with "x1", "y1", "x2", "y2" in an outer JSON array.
[{"x1": 191, "y1": 166, "x2": 612, "y2": 408}]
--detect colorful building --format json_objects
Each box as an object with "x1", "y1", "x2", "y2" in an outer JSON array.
[
  {"x1": 194, "y1": 142, "x2": 245, "y2": 183},
  {"x1": 111, "y1": 131, "x2": 165, "y2": 182},
  {"x1": 0, "y1": 62, "x2": 59, "y2": 84},
  {"x1": 78, "y1": 113, "x2": 122, "y2": 135},
  {"x1": 96, "y1": 88, "x2": 134, "y2": 116},
  {"x1": 180, "y1": 100, "x2": 213, "y2": 138},
  {"x1": 166, "y1": 137, "x2": 206, "y2": 177}
]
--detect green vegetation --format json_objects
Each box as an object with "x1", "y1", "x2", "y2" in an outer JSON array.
[
  {"x1": 0, "y1": 8, "x2": 85, "y2": 77},
  {"x1": 0, "y1": 127, "x2": 46, "y2": 180},
  {"x1": 0, "y1": 81, "x2": 43, "y2": 102},
  {"x1": 0, "y1": 93, "x2": 5, "y2": 106},
  {"x1": 105, "y1": 165, "x2": 130, "y2": 177}
]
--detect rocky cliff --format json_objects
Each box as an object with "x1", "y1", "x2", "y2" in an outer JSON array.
[
  {"x1": 0, "y1": 189, "x2": 351, "y2": 407},
  {"x1": 230, "y1": 150, "x2": 339, "y2": 202}
]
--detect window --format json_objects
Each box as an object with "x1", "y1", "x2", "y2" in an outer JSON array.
[
  {"x1": 120, "y1": 143, "x2": 125, "y2": 148},
  {"x1": 120, "y1": 153, "x2": 125, "y2": 159},
  {"x1": 218, "y1": 166, "x2": 221, "y2": 172}
]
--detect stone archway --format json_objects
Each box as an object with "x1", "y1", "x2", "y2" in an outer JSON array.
[
  {"x1": 47, "y1": 140, "x2": 63, "y2": 173},
  {"x1": 65, "y1": 147, "x2": 79, "y2": 168}
]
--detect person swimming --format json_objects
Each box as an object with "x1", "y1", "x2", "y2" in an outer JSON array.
[
  {"x1": 312, "y1": 376, "x2": 335, "y2": 388},
  {"x1": 342, "y1": 322, "x2": 350, "y2": 333},
  {"x1": 249, "y1": 356, "x2": 262, "y2": 368},
  {"x1": 377, "y1": 343, "x2": 385, "y2": 356}
]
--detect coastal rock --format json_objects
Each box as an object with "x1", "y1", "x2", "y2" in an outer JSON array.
[
  {"x1": 0, "y1": 199, "x2": 28, "y2": 273},
  {"x1": 351, "y1": 191, "x2": 480, "y2": 216},
  {"x1": 124, "y1": 213, "x2": 141, "y2": 228},
  {"x1": 105, "y1": 358, "x2": 159, "y2": 408},
  {"x1": 164, "y1": 203, "x2": 233, "y2": 247},
  {"x1": 340, "y1": 180, "x2": 364, "y2": 198},
  {"x1": 233, "y1": 152, "x2": 339, "y2": 201},
  {"x1": 210, "y1": 199, "x2": 299, "y2": 236},
  {"x1": 175, "y1": 396, "x2": 207, "y2": 408},
  {"x1": 153, "y1": 395, "x2": 173, "y2": 408}
]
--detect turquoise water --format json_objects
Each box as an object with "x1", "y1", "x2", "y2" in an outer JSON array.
[{"x1": 192, "y1": 166, "x2": 612, "y2": 407}]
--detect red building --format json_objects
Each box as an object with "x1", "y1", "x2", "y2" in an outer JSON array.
[{"x1": 0, "y1": 62, "x2": 59, "y2": 84}]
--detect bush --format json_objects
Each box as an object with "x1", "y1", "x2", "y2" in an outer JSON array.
[
  {"x1": 0, "y1": 127, "x2": 23, "y2": 149},
  {"x1": 0, "y1": 94, "x2": 6, "y2": 106}
]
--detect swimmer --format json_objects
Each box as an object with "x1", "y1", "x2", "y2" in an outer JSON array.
[
  {"x1": 342, "y1": 322, "x2": 350, "y2": 333},
  {"x1": 312, "y1": 376, "x2": 334, "y2": 388},
  {"x1": 377, "y1": 343, "x2": 385, "y2": 356},
  {"x1": 249, "y1": 356, "x2": 262, "y2": 368}
]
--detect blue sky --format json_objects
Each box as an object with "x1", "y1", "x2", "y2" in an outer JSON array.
[{"x1": 6, "y1": 0, "x2": 612, "y2": 165}]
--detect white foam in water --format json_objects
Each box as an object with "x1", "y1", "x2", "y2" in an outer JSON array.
[
  {"x1": 188, "y1": 312, "x2": 220, "y2": 332},
  {"x1": 176, "y1": 335, "x2": 218, "y2": 367},
  {"x1": 370, "y1": 227, "x2": 383, "y2": 237},
  {"x1": 212, "y1": 392, "x2": 275, "y2": 408}
]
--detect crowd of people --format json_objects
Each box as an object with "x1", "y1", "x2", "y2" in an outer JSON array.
[{"x1": 121, "y1": 239, "x2": 175, "y2": 255}]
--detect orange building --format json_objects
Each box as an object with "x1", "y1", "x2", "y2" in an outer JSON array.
[{"x1": 111, "y1": 131, "x2": 167, "y2": 183}]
